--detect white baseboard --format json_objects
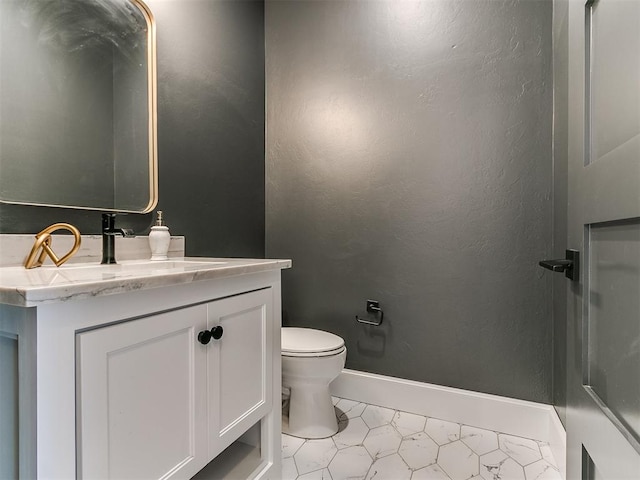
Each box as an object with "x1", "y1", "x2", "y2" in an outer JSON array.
[{"x1": 331, "y1": 369, "x2": 566, "y2": 477}]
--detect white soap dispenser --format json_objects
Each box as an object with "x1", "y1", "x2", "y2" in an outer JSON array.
[{"x1": 149, "y1": 211, "x2": 170, "y2": 261}]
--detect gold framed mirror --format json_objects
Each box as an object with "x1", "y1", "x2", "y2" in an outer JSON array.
[{"x1": 0, "y1": 0, "x2": 158, "y2": 213}]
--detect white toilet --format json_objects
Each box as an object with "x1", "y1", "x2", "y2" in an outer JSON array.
[{"x1": 281, "y1": 327, "x2": 346, "y2": 439}]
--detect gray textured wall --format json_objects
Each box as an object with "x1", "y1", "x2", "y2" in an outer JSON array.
[
  {"x1": 0, "y1": 0, "x2": 265, "y2": 259},
  {"x1": 149, "y1": 0, "x2": 265, "y2": 257},
  {"x1": 266, "y1": 0, "x2": 553, "y2": 402}
]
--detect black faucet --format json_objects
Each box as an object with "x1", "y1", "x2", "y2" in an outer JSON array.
[{"x1": 101, "y1": 213, "x2": 135, "y2": 264}]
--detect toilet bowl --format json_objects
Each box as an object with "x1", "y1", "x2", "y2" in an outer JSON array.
[{"x1": 281, "y1": 327, "x2": 346, "y2": 439}]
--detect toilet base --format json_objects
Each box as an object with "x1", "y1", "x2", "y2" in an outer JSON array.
[{"x1": 282, "y1": 383, "x2": 338, "y2": 439}]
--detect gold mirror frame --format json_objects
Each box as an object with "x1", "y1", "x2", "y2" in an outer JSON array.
[{"x1": 134, "y1": 0, "x2": 158, "y2": 214}]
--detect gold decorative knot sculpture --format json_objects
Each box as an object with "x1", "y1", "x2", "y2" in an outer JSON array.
[{"x1": 24, "y1": 223, "x2": 82, "y2": 269}]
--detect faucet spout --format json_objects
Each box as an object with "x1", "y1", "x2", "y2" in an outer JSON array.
[{"x1": 101, "y1": 213, "x2": 135, "y2": 264}]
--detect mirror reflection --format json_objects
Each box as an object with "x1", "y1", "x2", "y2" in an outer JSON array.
[{"x1": 0, "y1": 0, "x2": 157, "y2": 213}]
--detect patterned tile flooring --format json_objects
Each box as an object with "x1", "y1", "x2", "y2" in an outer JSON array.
[{"x1": 282, "y1": 397, "x2": 562, "y2": 480}]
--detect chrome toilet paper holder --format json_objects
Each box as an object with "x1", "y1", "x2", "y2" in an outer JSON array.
[{"x1": 356, "y1": 300, "x2": 384, "y2": 326}]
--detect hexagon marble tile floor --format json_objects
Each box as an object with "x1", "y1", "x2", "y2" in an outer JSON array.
[{"x1": 281, "y1": 397, "x2": 562, "y2": 480}]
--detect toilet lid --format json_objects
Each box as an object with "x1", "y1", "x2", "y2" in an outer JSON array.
[{"x1": 282, "y1": 327, "x2": 345, "y2": 356}]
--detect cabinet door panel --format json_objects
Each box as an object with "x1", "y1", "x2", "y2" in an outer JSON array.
[
  {"x1": 77, "y1": 305, "x2": 208, "y2": 480},
  {"x1": 208, "y1": 289, "x2": 273, "y2": 457}
]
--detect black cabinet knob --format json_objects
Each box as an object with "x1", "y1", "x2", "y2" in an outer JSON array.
[
  {"x1": 211, "y1": 325, "x2": 224, "y2": 340},
  {"x1": 197, "y1": 330, "x2": 212, "y2": 345}
]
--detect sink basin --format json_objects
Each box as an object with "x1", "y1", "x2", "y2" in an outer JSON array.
[
  {"x1": 54, "y1": 259, "x2": 228, "y2": 279},
  {"x1": 0, "y1": 259, "x2": 229, "y2": 287},
  {"x1": 0, "y1": 256, "x2": 291, "y2": 307},
  {"x1": 62, "y1": 260, "x2": 225, "y2": 273}
]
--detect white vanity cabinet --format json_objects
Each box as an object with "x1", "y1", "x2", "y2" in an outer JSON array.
[
  {"x1": 77, "y1": 303, "x2": 210, "y2": 479},
  {"x1": 77, "y1": 288, "x2": 273, "y2": 479},
  {"x1": 0, "y1": 259, "x2": 289, "y2": 480}
]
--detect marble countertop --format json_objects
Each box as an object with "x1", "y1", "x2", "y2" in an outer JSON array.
[{"x1": 0, "y1": 257, "x2": 292, "y2": 307}]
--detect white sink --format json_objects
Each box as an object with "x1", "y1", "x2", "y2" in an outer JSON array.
[
  {"x1": 0, "y1": 256, "x2": 291, "y2": 307},
  {"x1": 56, "y1": 259, "x2": 227, "y2": 279},
  {"x1": 0, "y1": 259, "x2": 228, "y2": 286},
  {"x1": 63, "y1": 260, "x2": 225, "y2": 273}
]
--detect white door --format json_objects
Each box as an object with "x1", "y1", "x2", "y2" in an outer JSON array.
[
  {"x1": 77, "y1": 305, "x2": 209, "y2": 480},
  {"x1": 565, "y1": 0, "x2": 640, "y2": 477},
  {"x1": 207, "y1": 288, "x2": 273, "y2": 459}
]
